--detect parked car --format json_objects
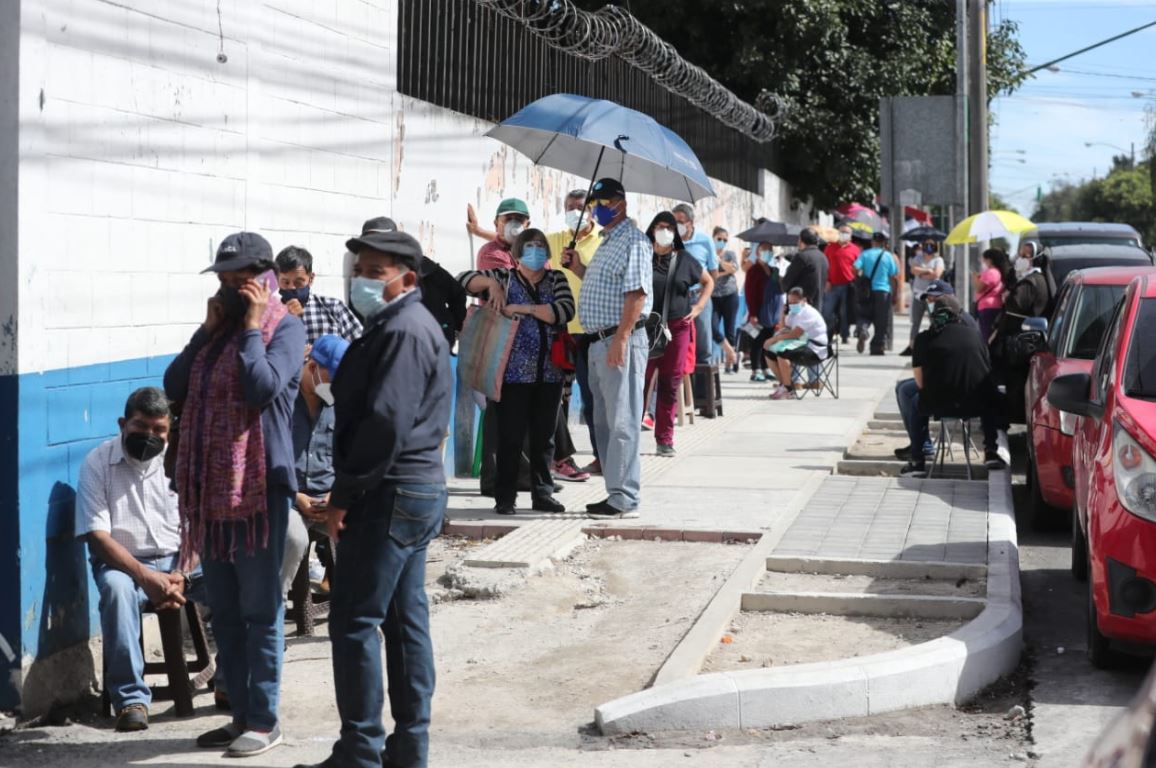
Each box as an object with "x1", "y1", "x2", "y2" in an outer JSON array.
[
  {"x1": 1045, "y1": 243, "x2": 1155, "y2": 289},
  {"x1": 1082, "y1": 661, "x2": 1156, "y2": 767},
  {"x1": 1025, "y1": 221, "x2": 1144, "y2": 250},
  {"x1": 1024, "y1": 267, "x2": 1156, "y2": 527},
  {"x1": 1048, "y1": 273, "x2": 1156, "y2": 668}
]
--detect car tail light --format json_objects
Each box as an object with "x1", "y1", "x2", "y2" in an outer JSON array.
[
  {"x1": 1059, "y1": 410, "x2": 1079, "y2": 436},
  {"x1": 1113, "y1": 423, "x2": 1156, "y2": 522}
]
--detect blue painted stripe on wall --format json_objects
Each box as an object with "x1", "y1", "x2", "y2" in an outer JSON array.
[{"x1": 0, "y1": 352, "x2": 463, "y2": 709}]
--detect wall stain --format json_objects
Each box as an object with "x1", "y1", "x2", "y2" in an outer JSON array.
[{"x1": 392, "y1": 110, "x2": 406, "y2": 196}]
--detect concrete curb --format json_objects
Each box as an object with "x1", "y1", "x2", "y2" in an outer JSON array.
[{"x1": 594, "y1": 468, "x2": 1022, "y2": 734}]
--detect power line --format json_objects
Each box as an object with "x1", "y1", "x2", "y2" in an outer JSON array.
[{"x1": 1024, "y1": 19, "x2": 1156, "y2": 75}]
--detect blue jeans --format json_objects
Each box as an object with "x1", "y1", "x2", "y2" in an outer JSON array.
[
  {"x1": 575, "y1": 341, "x2": 599, "y2": 461},
  {"x1": 202, "y1": 492, "x2": 290, "y2": 732},
  {"x1": 694, "y1": 299, "x2": 713, "y2": 364},
  {"x1": 822, "y1": 283, "x2": 853, "y2": 341},
  {"x1": 589, "y1": 329, "x2": 647, "y2": 511},
  {"x1": 896, "y1": 378, "x2": 933, "y2": 458},
  {"x1": 328, "y1": 482, "x2": 446, "y2": 768}
]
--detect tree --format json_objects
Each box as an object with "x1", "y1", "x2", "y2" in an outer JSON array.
[
  {"x1": 988, "y1": 192, "x2": 1018, "y2": 214},
  {"x1": 1033, "y1": 163, "x2": 1156, "y2": 245},
  {"x1": 579, "y1": 0, "x2": 1026, "y2": 209}
]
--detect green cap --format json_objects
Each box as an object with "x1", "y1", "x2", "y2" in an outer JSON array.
[{"x1": 496, "y1": 198, "x2": 530, "y2": 217}]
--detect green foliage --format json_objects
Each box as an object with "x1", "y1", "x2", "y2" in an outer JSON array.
[
  {"x1": 988, "y1": 192, "x2": 1018, "y2": 214},
  {"x1": 576, "y1": 0, "x2": 1026, "y2": 210},
  {"x1": 1033, "y1": 162, "x2": 1156, "y2": 245}
]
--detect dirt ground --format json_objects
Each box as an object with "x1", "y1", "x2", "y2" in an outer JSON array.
[{"x1": 703, "y1": 612, "x2": 967, "y2": 671}]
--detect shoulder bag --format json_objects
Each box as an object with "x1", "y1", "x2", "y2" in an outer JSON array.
[{"x1": 644, "y1": 251, "x2": 679, "y2": 360}]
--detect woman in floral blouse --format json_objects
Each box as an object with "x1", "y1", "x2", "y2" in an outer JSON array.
[{"x1": 459, "y1": 229, "x2": 576, "y2": 515}]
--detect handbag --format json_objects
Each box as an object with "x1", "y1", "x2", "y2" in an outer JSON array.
[
  {"x1": 550, "y1": 330, "x2": 577, "y2": 372},
  {"x1": 854, "y1": 249, "x2": 886, "y2": 310},
  {"x1": 645, "y1": 251, "x2": 679, "y2": 360},
  {"x1": 457, "y1": 305, "x2": 519, "y2": 402}
]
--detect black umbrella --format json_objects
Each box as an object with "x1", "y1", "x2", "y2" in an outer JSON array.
[
  {"x1": 737, "y1": 218, "x2": 801, "y2": 246},
  {"x1": 901, "y1": 225, "x2": 948, "y2": 242}
]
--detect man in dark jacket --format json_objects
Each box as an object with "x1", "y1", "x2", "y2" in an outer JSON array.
[
  {"x1": 311, "y1": 229, "x2": 451, "y2": 768},
  {"x1": 782, "y1": 227, "x2": 828, "y2": 310}
]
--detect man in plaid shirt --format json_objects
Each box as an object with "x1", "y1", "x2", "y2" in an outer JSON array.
[
  {"x1": 562, "y1": 178, "x2": 652, "y2": 519},
  {"x1": 275, "y1": 245, "x2": 362, "y2": 345}
]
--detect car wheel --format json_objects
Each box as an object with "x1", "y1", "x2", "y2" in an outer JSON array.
[
  {"x1": 1086, "y1": 567, "x2": 1117, "y2": 669},
  {"x1": 1071, "y1": 504, "x2": 1088, "y2": 582}
]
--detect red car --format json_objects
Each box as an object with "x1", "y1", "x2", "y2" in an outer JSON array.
[
  {"x1": 1048, "y1": 273, "x2": 1156, "y2": 668},
  {"x1": 1025, "y1": 267, "x2": 1156, "y2": 525}
]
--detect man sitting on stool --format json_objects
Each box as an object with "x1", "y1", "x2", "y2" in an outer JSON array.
[
  {"x1": 763, "y1": 287, "x2": 829, "y2": 401},
  {"x1": 76, "y1": 387, "x2": 195, "y2": 733},
  {"x1": 899, "y1": 296, "x2": 1009, "y2": 478}
]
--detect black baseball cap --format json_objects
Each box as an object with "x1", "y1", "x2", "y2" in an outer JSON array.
[
  {"x1": 345, "y1": 229, "x2": 423, "y2": 272},
  {"x1": 360, "y1": 216, "x2": 398, "y2": 234},
  {"x1": 871, "y1": 231, "x2": 888, "y2": 244},
  {"x1": 203, "y1": 232, "x2": 274, "y2": 273},
  {"x1": 591, "y1": 178, "x2": 625, "y2": 200},
  {"x1": 923, "y1": 279, "x2": 955, "y2": 297}
]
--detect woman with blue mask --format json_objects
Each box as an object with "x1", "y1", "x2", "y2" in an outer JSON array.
[
  {"x1": 710, "y1": 227, "x2": 741, "y2": 373},
  {"x1": 457, "y1": 229, "x2": 576, "y2": 515},
  {"x1": 745, "y1": 242, "x2": 785, "y2": 382}
]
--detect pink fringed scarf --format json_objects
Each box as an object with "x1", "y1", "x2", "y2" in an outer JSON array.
[{"x1": 176, "y1": 271, "x2": 288, "y2": 561}]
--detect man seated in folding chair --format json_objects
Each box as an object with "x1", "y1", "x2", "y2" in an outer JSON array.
[
  {"x1": 76, "y1": 387, "x2": 216, "y2": 733},
  {"x1": 764, "y1": 287, "x2": 830, "y2": 400},
  {"x1": 900, "y1": 296, "x2": 1009, "y2": 478}
]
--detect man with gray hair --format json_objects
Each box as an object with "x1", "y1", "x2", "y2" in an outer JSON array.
[
  {"x1": 672, "y1": 203, "x2": 719, "y2": 368},
  {"x1": 76, "y1": 387, "x2": 192, "y2": 733}
]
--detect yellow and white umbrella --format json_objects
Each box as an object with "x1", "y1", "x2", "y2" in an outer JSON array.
[{"x1": 945, "y1": 210, "x2": 1035, "y2": 245}]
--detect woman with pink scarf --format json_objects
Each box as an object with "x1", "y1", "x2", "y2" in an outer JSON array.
[{"x1": 164, "y1": 232, "x2": 306, "y2": 758}]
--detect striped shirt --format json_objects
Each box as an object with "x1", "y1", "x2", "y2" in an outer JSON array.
[
  {"x1": 75, "y1": 437, "x2": 181, "y2": 558},
  {"x1": 300, "y1": 294, "x2": 362, "y2": 344},
  {"x1": 577, "y1": 219, "x2": 653, "y2": 332}
]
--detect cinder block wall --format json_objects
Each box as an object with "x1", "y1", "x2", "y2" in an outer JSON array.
[{"x1": 0, "y1": 0, "x2": 807, "y2": 713}]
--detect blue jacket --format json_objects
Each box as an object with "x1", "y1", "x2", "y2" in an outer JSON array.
[{"x1": 329, "y1": 289, "x2": 452, "y2": 509}]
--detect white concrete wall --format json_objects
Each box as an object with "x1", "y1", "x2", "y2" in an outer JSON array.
[{"x1": 13, "y1": 0, "x2": 806, "y2": 379}]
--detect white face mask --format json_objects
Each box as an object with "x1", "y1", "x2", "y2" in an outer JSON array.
[
  {"x1": 654, "y1": 229, "x2": 676, "y2": 247},
  {"x1": 564, "y1": 209, "x2": 583, "y2": 231},
  {"x1": 312, "y1": 366, "x2": 334, "y2": 406},
  {"x1": 676, "y1": 222, "x2": 690, "y2": 238},
  {"x1": 838, "y1": 232, "x2": 851, "y2": 244},
  {"x1": 503, "y1": 221, "x2": 525, "y2": 242},
  {"x1": 1015, "y1": 257, "x2": 1032, "y2": 278}
]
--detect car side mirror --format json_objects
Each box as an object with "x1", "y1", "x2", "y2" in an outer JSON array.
[
  {"x1": 1017, "y1": 330, "x2": 1047, "y2": 357},
  {"x1": 1021, "y1": 317, "x2": 1048, "y2": 334},
  {"x1": 1047, "y1": 372, "x2": 1101, "y2": 420}
]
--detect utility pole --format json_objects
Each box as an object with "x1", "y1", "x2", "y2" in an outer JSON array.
[
  {"x1": 954, "y1": 0, "x2": 969, "y2": 302},
  {"x1": 964, "y1": 0, "x2": 987, "y2": 307}
]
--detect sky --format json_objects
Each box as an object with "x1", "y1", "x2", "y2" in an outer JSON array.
[{"x1": 989, "y1": 0, "x2": 1156, "y2": 215}]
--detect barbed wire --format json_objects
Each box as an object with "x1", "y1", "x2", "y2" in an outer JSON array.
[{"x1": 473, "y1": 0, "x2": 784, "y2": 142}]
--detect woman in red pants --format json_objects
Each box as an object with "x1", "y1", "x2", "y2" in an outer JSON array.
[{"x1": 644, "y1": 212, "x2": 714, "y2": 456}]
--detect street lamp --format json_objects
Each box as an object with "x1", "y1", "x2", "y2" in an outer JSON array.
[{"x1": 1084, "y1": 140, "x2": 1135, "y2": 166}]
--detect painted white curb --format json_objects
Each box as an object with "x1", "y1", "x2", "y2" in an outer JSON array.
[{"x1": 595, "y1": 469, "x2": 1022, "y2": 734}]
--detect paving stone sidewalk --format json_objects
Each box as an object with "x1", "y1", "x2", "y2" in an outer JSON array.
[{"x1": 773, "y1": 476, "x2": 990, "y2": 564}]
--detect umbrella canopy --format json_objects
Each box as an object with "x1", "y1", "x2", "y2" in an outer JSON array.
[
  {"x1": 901, "y1": 225, "x2": 948, "y2": 242},
  {"x1": 835, "y1": 203, "x2": 888, "y2": 234},
  {"x1": 737, "y1": 218, "x2": 799, "y2": 246},
  {"x1": 486, "y1": 93, "x2": 715, "y2": 202},
  {"x1": 945, "y1": 210, "x2": 1035, "y2": 245}
]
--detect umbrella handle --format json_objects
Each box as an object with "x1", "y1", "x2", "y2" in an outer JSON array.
[{"x1": 568, "y1": 145, "x2": 608, "y2": 252}]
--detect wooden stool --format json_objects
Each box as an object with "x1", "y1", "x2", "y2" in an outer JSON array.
[
  {"x1": 693, "y1": 363, "x2": 724, "y2": 418},
  {"x1": 288, "y1": 528, "x2": 332, "y2": 637},
  {"x1": 677, "y1": 374, "x2": 695, "y2": 427},
  {"x1": 102, "y1": 601, "x2": 214, "y2": 717}
]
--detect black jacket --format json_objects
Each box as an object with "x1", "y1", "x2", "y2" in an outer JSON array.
[
  {"x1": 419, "y1": 257, "x2": 468, "y2": 348},
  {"x1": 329, "y1": 290, "x2": 452, "y2": 509},
  {"x1": 782, "y1": 246, "x2": 828, "y2": 306}
]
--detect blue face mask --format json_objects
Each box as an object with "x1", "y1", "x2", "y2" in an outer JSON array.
[
  {"x1": 714, "y1": 239, "x2": 727, "y2": 251},
  {"x1": 592, "y1": 203, "x2": 617, "y2": 227},
  {"x1": 788, "y1": 303, "x2": 803, "y2": 315},
  {"x1": 349, "y1": 276, "x2": 388, "y2": 319},
  {"x1": 279, "y1": 285, "x2": 310, "y2": 305},
  {"x1": 519, "y1": 244, "x2": 549, "y2": 271},
  {"x1": 759, "y1": 251, "x2": 772, "y2": 263}
]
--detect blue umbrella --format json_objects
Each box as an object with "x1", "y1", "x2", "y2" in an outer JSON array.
[{"x1": 485, "y1": 93, "x2": 716, "y2": 203}]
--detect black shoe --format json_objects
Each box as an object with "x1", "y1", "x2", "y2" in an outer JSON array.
[
  {"x1": 115, "y1": 704, "x2": 148, "y2": 732},
  {"x1": 554, "y1": 482, "x2": 563, "y2": 493},
  {"x1": 870, "y1": 349, "x2": 885, "y2": 356},
  {"x1": 494, "y1": 502, "x2": 516, "y2": 515},
  {"x1": 899, "y1": 461, "x2": 927, "y2": 478},
  {"x1": 856, "y1": 335, "x2": 866, "y2": 354},
  {"x1": 585, "y1": 500, "x2": 640, "y2": 519},
  {"x1": 532, "y1": 496, "x2": 566, "y2": 513},
  {"x1": 197, "y1": 723, "x2": 243, "y2": 748},
  {"x1": 899, "y1": 346, "x2": 913, "y2": 357},
  {"x1": 894, "y1": 446, "x2": 912, "y2": 461},
  {"x1": 984, "y1": 451, "x2": 1008, "y2": 470}
]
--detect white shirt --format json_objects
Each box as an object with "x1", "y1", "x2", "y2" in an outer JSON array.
[
  {"x1": 75, "y1": 437, "x2": 181, "y2": 558},
  {"x1": 786, "y1": 303, "x2": 829, "y2": 359}
]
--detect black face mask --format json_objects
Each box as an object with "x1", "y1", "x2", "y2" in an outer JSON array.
[
  {"x1": 217, "y1": 285, "x2": 249, "y2": 320},
  {"x1": 279, "y1": 285, "x2": 310, "y2": 305},
  {"x1": 123, "y1": 431, "x2": 165, "y2": 463}
]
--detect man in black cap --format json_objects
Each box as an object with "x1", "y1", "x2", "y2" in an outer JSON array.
[
  {"x1": 348, "y1": 216, "x2": 467, "y2": 348},
  {"x1": 304, "y1": 228, "x2": 451, "y2": 768}
]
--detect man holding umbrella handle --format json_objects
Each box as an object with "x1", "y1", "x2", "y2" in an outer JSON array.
[{"x1": 562, "y1": 178, "x2": 652, "y2": 519}]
